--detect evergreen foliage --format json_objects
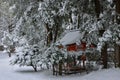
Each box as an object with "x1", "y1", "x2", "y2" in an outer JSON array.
[{"x1": 0, "y1": 0, "x2": 120, "y2": 70}]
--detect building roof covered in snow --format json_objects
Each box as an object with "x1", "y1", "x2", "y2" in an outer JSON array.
[{"x1": 57, "y1": 30, "x2": 83, "y2": 46}]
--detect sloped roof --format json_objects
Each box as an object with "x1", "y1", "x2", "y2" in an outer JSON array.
[{"x1": 58, "y1": 30, "x2": 82, "y2": 45}]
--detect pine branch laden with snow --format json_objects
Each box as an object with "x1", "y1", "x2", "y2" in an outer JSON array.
[
  {"x1": 1, "y1": 0, "x2": 120, "y2": 74},
  {"x1": 45, "y1": 44, "x2": 67, "y2": 65},
  {"x1": 10, "y1": 44, "x2": 47, "y2": 71}
]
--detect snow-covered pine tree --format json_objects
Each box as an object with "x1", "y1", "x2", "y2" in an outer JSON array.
[
  {"x1": 9, "y1": 1, "x2": 48, "y2": 71},
  {"x1": 0, "y1": 1, "x2": 13, "y2": 51},
  {"x1": 10, "y1": 37, "x2": 44, "y2": 71},
  {"x1": 4, "y1": 0, "x2": 120, "y2": 71}
]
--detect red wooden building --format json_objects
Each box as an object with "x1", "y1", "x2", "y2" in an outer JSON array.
[
  {"x1": 57, "y1": 30, "x2": 96, "y2": 52},
  {"x1": 54, "y1": 30, "x2": 97, "y2": 75}
]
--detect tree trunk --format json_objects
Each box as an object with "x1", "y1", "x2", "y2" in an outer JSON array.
[
  {"x1": 45, "y1": 23, "x2": 53, "y2": 45},
  {"x1": 115, "y1": 44, "x2": 120, "y2": 67},
  {"x1": 52, "y1": 64, "x2": 55, "y2": 75},
  {"x1": 94, "y1": 0, "x2": 101, "y2": 20},
  {"x1": 32, "y1": 65, "x2": 37, "y2": 72},
  {"x1": 53, "y1": 26, "x2": 58, "y2": 43},
  {"x1": 101, "y1": 43, "x2": 108, "y2": 68},
  {"x1": 113, "y1": 43, "x2": 117, "y2": 68},
  {"x1": 77, "y1": 14, "x2": 80, "y2": 29},
  {"x1": 118, "y1": 46, "x2": 120, "y2": 67},
  {"x1": 58, "y1": 61, "x2": 62, "y2": 75},
  {"x1": 8, "y1": 52, "x2": 11, "y2": 57},
  {"x1": 53, "y1": 16, "x2": 59, "y2": 43},
  {"x1": 116, "y1": 0, "x2": 120, "y2": 67},
  {"x1": 116, "y1": 0, "x2": 120, "y2": 24},
  {"x1": 53, "y1": 15, "x2": 62, "y2": 42}
]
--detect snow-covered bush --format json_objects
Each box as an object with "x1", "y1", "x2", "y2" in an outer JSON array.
[
  {"x1": 46, "y1": 45, "x2": 67, "y2": 65},
  {"x1": 10, "y1": 44, "x2": 43, "y2": 71}
]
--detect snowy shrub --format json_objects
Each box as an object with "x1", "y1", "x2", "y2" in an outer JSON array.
[
  {"x1": 46, "y1": 45, "x2": 67, "y2": 65},
  {"x1": 10, "y1": 45, "x2": 43, "y2": 71}
]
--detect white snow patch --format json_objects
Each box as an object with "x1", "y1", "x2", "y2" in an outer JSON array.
[
  {"x1": 58, "y1": 30, "x2": 81, "y2": 45},
  {"x1": 0, "y1": 53, "x2": 120, "y2": 80}
]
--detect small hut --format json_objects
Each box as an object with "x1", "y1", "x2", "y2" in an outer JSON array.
[
  {"x1": 56, "y1": 30, "x2": 86, "y2": 52},
  {"x1": 54, "y1": 30, "x2": 97, "y2": 75}
]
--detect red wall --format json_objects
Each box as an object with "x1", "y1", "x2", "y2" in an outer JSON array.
[
  {"x1": 67, "y1": 43, "x2": 77, "y2": 51},
  {"x1": 78, "y1": 42, "x2": 86, "y2": 51},
  {"x1": 66, "y1": 42, "x2": 96, "y2": 52},
  {"x1": 67, "y1": 42, "x2": 86, "y2": 51}
]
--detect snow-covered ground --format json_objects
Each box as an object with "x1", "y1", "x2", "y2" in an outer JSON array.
[{"x1": 0, "y1": 52, "x2": 120, "y2": 80}]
